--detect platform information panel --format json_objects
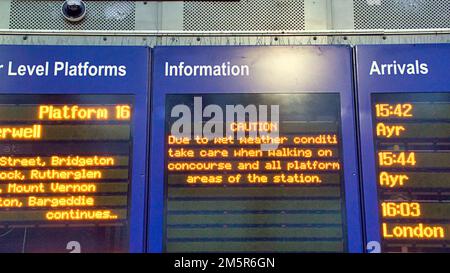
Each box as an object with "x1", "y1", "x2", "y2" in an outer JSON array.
[
  {"x1": 0, "y1": 45, "x2": 149, "y2": 253},
  {"x1": 149, "y1": 46, "x2": 362, "y2": 253},
  {"x1": 356, "y1": 44, "x2": 450, "y2": 253}
]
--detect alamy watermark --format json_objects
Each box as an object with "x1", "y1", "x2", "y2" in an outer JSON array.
[{"x1": 170, "y1": 96, "x2": 280, "y2": 151}]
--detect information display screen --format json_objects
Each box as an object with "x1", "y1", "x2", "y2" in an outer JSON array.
[
  {"x1": 372, "y1": 93, "x2": 450, "y2": 252},
  {"x1": 164, "y1": 93, "x2": 348, "y2": 252},
  {"x1": 0, "y1": 95, "x2": 133, "y2": 253},
  {"x1": 149, "y1": 46, "x2": 362, "y2": 253}
]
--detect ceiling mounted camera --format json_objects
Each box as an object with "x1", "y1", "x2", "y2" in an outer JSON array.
[{"x1": 62, "y1": 0, "x2": 87, "y2": 22}]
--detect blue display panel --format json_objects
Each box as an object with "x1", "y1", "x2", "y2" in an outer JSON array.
[
  {"x1": 356, "y1": 44, "x2": 450, "y2": 253},
  {"x1": 149, "y1": 46, "x2": 363, "y2": 253},
  {"x1": 0, "y1": 45, "x2": 150, "y2": 253}
]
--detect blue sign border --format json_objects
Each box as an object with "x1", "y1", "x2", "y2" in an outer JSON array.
[
  {"x1": 355, "y1": 43, "x2": 450, "y2": 252},
  {"x1": 148, "y1": 45, "x2": 363, "y2": 253},
  {"x1": 0, "y1": 45, "x2": 150, "y2": 253}
]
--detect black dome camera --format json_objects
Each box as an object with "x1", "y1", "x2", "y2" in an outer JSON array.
[{"x1": 62, "y1": 0, "x2": 86, "y2": 22}]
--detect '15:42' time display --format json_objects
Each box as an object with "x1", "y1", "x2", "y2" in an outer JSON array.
[{"x1": 375, "y1": 103, "x2": 413, "y2": 118}]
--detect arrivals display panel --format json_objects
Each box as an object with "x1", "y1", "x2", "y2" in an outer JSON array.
[{"x1": 356, "y1": 44, "x2": 450, "y2": 253}]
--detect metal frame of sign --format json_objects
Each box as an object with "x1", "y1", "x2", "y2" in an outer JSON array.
[
  {"x1": 148, "y1": 45, "x2": 363, "y2": 253},
  {"x1": 355, "y1": 43, "x2": 450, "y2": 252},
  {"x1": 0, "y1": 45, "x2": 150, "y2": 253}
]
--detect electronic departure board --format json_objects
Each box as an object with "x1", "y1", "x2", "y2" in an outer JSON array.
[
  {"x1": 149, "y1": 46, "x2": 363, "y2": 252},
  {"x1": 0, "y1": 45, "x2": 149, "y2": 252},
  {"x1": 356, "y1": 44, "x2": 450, "y2": 253}
]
